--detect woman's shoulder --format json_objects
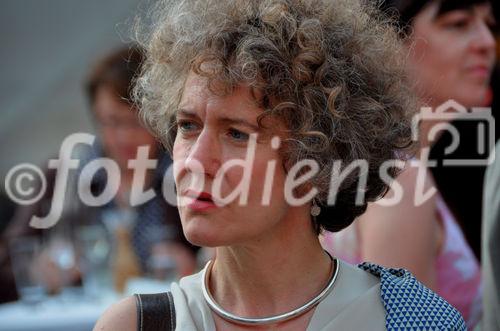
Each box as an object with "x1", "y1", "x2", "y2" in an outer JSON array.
[
  {"x1": 172, "y1": 267, "x2": 205, "y2": 302},
  {"x1": 358, "y1": 262, "x2": 466, "y2": 331},
  {"x1": 93, "y1": 272, "x2": 206, "y2": 331},
  {"x1": 170, "y1": 268, "x2": 215, "y2": 330},
  {"x1": 93, "y1": 296, "x2": 137, "y2": 331}
]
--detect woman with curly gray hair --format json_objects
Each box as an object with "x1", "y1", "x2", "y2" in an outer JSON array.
[{"x1": 95, "y1": 0, "x2": 465, "y2": 330}]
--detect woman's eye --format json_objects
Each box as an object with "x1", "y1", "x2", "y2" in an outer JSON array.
[
  {"x1": 446, "y1": 18, "x2": 469, "y2": 29},
  {"x1": 178, "y1": 120, "x2": 198, "y2": 132},
  {"x1": 228, "y1": 128, "x2": 249, "y2": 141},
  {"x1": 440, "y1": 11, "x2": 471, "y2": 30}
]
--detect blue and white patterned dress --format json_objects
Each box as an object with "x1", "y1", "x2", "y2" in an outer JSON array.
[{"x1": 359, "y1": 263, "x2": 467, "y2": 331}]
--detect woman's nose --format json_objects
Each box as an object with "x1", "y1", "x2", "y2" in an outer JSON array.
[
  {"x1": 184, "y1": 130, "x2": 220, "y2": 178},
  {"x1": 472, "y1": 21, "x2": 497, "y2": 54}
]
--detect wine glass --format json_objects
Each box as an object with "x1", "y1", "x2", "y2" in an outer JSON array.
[
  {"x1": 9, "y1": 236, "x2": 47, "y2": 306},
  {"x1": 76, "y1": 224, "x2": 112, "y2": 299}
]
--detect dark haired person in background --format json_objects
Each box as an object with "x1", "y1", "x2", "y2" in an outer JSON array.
[
  {"x1": 430, "y1": 66, "x2": 499, "y2": 262},
  {"x1": 84, "y1": 45, "x2": 197, "y2": 277}
]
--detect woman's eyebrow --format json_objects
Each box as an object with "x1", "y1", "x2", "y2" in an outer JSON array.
[
  {"x1": 435, "y1": 5, "x2": 475, "y2": 19},
  {"x1": 176, "y1": 108, "x2": 260, "y2": 131},
  {"x1": 176, "y1": 109, "x2": 198, "y2": 119},
  {"x1": 219, "y1": 116, "x2": 260, "y2": 131}
]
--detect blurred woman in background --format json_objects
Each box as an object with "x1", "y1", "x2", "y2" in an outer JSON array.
[
  {"x1": 0, "y1": 45, "x2": 197, "y2": 301},
  {"x1": 84, "y1": 44, "x2": 198, "y2": 289}
]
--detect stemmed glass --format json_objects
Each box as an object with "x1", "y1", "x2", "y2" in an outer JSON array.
[
  {"x1": 76, "y1": 224, "x2": 112, "y2": 299},
  {"x1": 9, "y1": 236, "x2": 47, "y2": 306}
]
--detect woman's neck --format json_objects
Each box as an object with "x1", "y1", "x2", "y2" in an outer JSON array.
[{"x1": 209, "y1": 206, "x2": 332, "y2": 319}]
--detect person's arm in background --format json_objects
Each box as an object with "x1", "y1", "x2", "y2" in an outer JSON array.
[{"x1": 357, "y1": 166, "x2": 442, "y2": 291}]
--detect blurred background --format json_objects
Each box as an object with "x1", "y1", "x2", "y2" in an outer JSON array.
[
  {"x1": 0, "y1": 1, "x2": 499, "y2": 331},
  {"x1": 3, "y1": 0, "x2": 497, "y2": 182},
  {"x1": 0, "y1": 2, "x2": 203, "y2": 331},
  {"x1": 0, "y1": 0, "x2": 143, "y2": 178}
]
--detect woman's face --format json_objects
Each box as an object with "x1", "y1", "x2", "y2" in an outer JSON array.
[
  {"x1": 173, "y1": 73, "x2": 291, "y2": 247},
  {"x1": 407, "y1": 2, "x2": 496, "y2": 108},
  {"x1": 94, "y1": 86, "x2": 157, "y2": 170}
]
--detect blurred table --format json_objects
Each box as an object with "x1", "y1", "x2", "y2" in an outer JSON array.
[
  {"x1": 0, "y1": 295, "x2": 117, "y2": 331},
  {"x1": 0, "y1": 278, "x2": 171, "y2": 331}
]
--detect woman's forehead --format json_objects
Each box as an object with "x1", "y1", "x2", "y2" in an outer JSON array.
[
  {"x1": 379, "y1": 0, "x2": 492, "y2": 29},
  {"x1": 435, "y1": 0, "x2": 491, "y2": 17},
  {"x1": 177, "y1": 73, "x2": 287, "y2": 137},
  {"x1": 178, "y1": 73, "x2": 263, "y2": 120}
]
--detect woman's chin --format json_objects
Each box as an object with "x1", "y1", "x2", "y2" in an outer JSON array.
[
  {"x1": 182, "y1": 220, "x2": 225, "y2": 248},
  {"x1": 453, "y1": 85, "x2": 491, "y2": 108}
]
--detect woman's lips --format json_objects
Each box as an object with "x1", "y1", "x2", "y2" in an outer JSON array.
[
  {"x1": 467, "y1": 65, "x2": 492, "y2": 80},
  {"x1": 186, "y1": 198, "x2": 218, "y2": 212},
  {"x1": 183, "y1": 190, "x2": 218, "y2": 212}
]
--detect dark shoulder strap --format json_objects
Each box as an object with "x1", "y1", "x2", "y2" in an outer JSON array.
[{"x1": 134, "y1": 292, "x2": 176, "y2": 331}]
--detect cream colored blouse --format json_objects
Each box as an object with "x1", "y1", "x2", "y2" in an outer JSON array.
[{"x1": 170, "y1": 259, "x2": 386, "y2": 330}]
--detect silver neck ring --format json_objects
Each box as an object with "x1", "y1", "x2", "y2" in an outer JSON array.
[{"x1": 202, "y1": 252, "x2": 339, "y2": 326}]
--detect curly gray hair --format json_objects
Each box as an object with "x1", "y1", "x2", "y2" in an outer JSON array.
[{"x1": 133, "y1": 0, "x2": 416, "y2": 233}]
